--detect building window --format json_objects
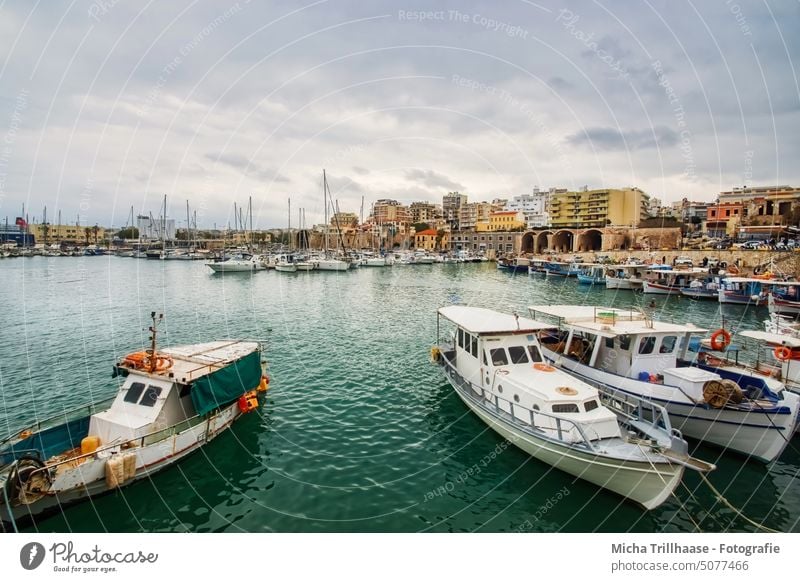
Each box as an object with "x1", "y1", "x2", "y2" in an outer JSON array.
[{"x1": 711, "y1": 210, "x2": 716, "y2": 217}]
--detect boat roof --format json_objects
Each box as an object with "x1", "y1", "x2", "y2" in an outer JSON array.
[
  {"x1": 438, "y1": 305, "x2": 555, "y2": 334},
  {"x1": 528, "y1": 305, "x2": 708, "y2": 337},
  {"x1": 738, "y1": 330, "x2": 800, "y2": 347},
  {"x1": 120, "y1": 340, "x2": 260, "y2": 383},
  {"x1": 722, "y1": 277, "x2": 774, "y2": 283},
  {"x1": 645, "y1": 268, "x2": 708, "y2": 275}
]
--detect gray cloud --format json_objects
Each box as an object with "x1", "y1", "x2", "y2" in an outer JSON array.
[
  {"x1": 403, "y1": 169, "x2": 465, "y2": 192},
  {"x1": 566, "y1": 126, "x2": 679, "y2": 151}
]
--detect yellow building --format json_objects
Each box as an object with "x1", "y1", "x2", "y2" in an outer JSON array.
[
  {"x1": 549, "y1": 187, "x2": 648, "y2": 228},
  {"x1": 487, "y1": 210, "x2": 525, "y2": 231},
  {"x1": 414, "y1": 228, "x2": 448, "y2": 251},
  {"x1": 29, "y1": 223, "x2": 106, "y2": 244}
]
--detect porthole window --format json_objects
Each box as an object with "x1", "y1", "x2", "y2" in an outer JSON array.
[
  {"x1": 533, "y1": 404, "x2": 540, "y2": 411},
  {"x1": 498, "y1": 385, "x2": 503, "y2": 393},
  {"x1": 513, "y1": 394, "x2": 520, "y2": 403}
]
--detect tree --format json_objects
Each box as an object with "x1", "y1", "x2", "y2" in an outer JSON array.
[{"x1": 117, "y1": 227, "x2": 139, "y2": 239}]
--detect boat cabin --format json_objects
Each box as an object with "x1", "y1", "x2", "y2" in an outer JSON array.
[{"x1": 437, "y1": 306, "x2": 619, "y2": 441}]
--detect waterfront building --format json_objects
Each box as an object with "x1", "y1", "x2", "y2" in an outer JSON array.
[
  {"x1": 459, "y1": 201, "x2": 492, "y2": 231},
  {"x1": 706, "y1": 202, "x2": 744, "y2": 238},
  {"x1": 28, "y1": 223, "x2": 105, "y2": 245},
  {"x1": 719, "y1": 185, "x2": 800, "y2": 224},
  {"x1": 408, "y1": 201, "x2": 442, "y2": 224},
  {"x1": 450, "y1": 230, "x2": 521, "y2": 255},
  {"x1": 549, "y1": 187, "x2": 649, "y2": 228},
  {"x1": 505, "y1": 189, "x2": 550, "y2": 228},
  {"x1": 414, "y1": 228, "x2": 448, "y2": 251},
  {"x1": 371, "y1": 199, "x2": 410, "y2": 231},
  {"x1": 487, "y1": 210, "x2": 525, "y2": 231},
  {"x1": 443, "y1": 192, "x2": 467, "y2": 229},
  {"x1": 331, "y1": 212, "x2": 358, "y2": 230}
]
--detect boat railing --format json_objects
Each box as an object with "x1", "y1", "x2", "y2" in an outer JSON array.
[
  {"x1": 596, "y1": 385, "x2": 673, "y2": 437},
  {"x1": 24, "y1": 413, "x2": 210, "y2": 478},
  {"x1": 438, "y1": 349, "x2": 599, "y2": 452},
  {"x1": 0, "y1": 395, "x2": 117, "y2": 452}
]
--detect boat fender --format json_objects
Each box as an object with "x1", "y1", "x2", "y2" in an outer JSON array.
[
  {"x1": 430, "y1": 347, "x2": 441, "y2": 363},
  {"x1": 257, "y1": 375, "x2": 270, "y2": 392},
  {"x1": 709, "y1": 329, "x2": 732, "y2": 351},
  {"x1": 237, "y1": 390, "x2": 259, "y2": 413},
  {"x1": 774, "y1": 346, "x2": 792, "y2": 362}
]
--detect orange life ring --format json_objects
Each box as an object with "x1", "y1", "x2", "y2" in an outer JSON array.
[
  {"x1": 533, "y1": 363, "x2": 555, "y2": 372},
  {"x1": 147, "y1": 355, "x2": 173, "y2": 372},
  {"x1": 774, "y1": 346, "x2": 792, "y2": 362},
  {"x1": 710, "y1": 329, "x2": 731, "y2": 351},
  {"x1": 122, "y1": 351, "x2": 148, "y2": 367}
]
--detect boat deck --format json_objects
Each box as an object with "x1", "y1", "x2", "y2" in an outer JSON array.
[{"x1": 118, "y1": 340, "x2": 260, "y2": 383}]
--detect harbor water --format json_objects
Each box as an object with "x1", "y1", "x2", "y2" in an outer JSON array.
[{"x1": 1, "y1": 257, "x2": 798, "y2": 532}]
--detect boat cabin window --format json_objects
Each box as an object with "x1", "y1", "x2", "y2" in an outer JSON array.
[
  {"x1": 490, "y1": 348, "x2": 509, "y2": 366},
  {"x1": 482, "y1": 350, "x2": 488, "y2": 366},
  {"x1": 660, "y1": 335, "x2": 677, "y2": 354},
  {"x1": 139, "y1": 386, "x2": 163, "y2": 407},
  {"x1": 124, "y1": 382, "x2": 146, "y2": 404},
  {"x1": 527, "y1": 346, "x2": 543, "y2": 362},
  {"x1": 618, "y1": 335, "x2": 631, "y2": 351},
  {"x1": 605, "y1": 337, "x2": 614, "y2": 349},
  {"x1": 508, "y1": 346, "x2": 529, "y2": 364},
  {"x1": 552, "y1": 403, "x2": 579, "y2": 413},
  {"x1": 470, "y1": 336, "x2": 478, "y2": 358},
  {"x1": 458, "y1": 329, "x2": 464, "y2": 349},
  {"x1": 584, "y1": 400, "x2": 599, "y2": 412},
  {"x1": 638, "y1": 336, "x2": 656, "y2": 355}
]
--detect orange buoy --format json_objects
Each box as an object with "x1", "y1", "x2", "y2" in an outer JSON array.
[
  {"x1": 709, "y1": 329, "x2": 732, "y2": 351},
  {"x1": 774, "y1": 346, "x2": 792, "y2": 362}
]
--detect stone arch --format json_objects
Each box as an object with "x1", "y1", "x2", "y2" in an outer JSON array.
[
  {"x1": 521, "y1": 231, "x2": 535, "y2": 254},
  {"x1": 551, "y1": 230, "x2": 575, "y2": 253},
  {"x1": 535, "y1": 231, "x2": 553, "y2": 253},
  {"x1": 577, "y1": 229, "x2": 603, "y2": 252}
]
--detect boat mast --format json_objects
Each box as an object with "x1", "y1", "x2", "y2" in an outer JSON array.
[
  {"x1": 288, "y1": 197, "x2": 292, "y2": 252},
  {"x1": 323, "y1": 170, "x2": 329, "y2": 255},
  {"x1": 148, "y1": 311, "x2": 164, "y2": 372}
]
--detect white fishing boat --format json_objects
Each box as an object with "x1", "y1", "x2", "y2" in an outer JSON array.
[
  {"x1": 432, "y1": 306, "x2": 713, "y2": 510},
  {"x1": 315, "y1": 256, "x2": 350, "y2": 271},
  {"x1": 718, "y1": 277, "x2": 770, "y2": 306},
  {"x1": 274, "y1": 254, "x2": 298, "y2": 273},
  {"x1": 529, "y1": 305, "x2": 799, "y2": 463},
  {"x1": 605, "y1": 264, "x2": 646, "y2": 290},
  {"x1": 206, "y1": 253, "x2": 264, "y2": 273},
  {"x1": 768, "y1": 281, "x2": 800, "y2": 316},
  {"x1": 0, "y1": 313, "x2": 269, "y2": 531},
  {"x1": 642, "y1": 268, "x2": 707, "y2": 295}
]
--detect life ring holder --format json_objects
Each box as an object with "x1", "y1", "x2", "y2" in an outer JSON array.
[
  {"x1": 774, "y1": 346, "x2": 792, "y2": 362},
  {"x1": 709, "y1": 329, "x2": 732, "y2": 351}
]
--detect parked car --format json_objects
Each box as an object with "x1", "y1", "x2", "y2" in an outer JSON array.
[
  {"x1": 739, "y1": 240, "x2": 765, "y2": 250},
  {"x1": 674, "y1": 255, "x2": 693, "y2": 267}
]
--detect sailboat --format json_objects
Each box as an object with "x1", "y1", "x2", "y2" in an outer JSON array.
[
  {"x1": 275, "y1": 199, "x2": 298, "y2": 273},
  {"x1": 295, "y1": 208, "x2": 316, "y2": 271},
  {"x1": 314, "y1": 170, "x2": 349, "y2": 272}
]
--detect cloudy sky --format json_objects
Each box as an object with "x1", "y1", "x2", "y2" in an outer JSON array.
[{"x1": 0, "y1": 0, "x2": 797, "y2": 229}]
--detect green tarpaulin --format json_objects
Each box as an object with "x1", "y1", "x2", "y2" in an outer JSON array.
[{"x1": 190, "y1": 350, "x2": 262, "y2": 416}]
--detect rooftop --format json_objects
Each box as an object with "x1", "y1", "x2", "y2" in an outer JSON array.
[{"x1": 438, "y1": 306, "x2": 555, "y2": 335}]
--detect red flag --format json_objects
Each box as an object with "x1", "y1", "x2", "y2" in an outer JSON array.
[{"x1": 15, "y1": 217, "x2": 27, "y2": 228}]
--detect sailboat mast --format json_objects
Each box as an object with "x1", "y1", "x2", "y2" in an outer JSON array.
[
  {"x1": 288, "y1": 198, "x2": 292, "y2": 251},
  {"x1": 323, "y1": 170, "x2": 329, "y2": 254}
]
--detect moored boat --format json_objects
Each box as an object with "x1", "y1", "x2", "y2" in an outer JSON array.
[
  {"x1": 529, "y1": 305, "x2": 800, "y2": 463},
  {"x1": 0, "y1": 313, "x2": 269, "y2": 531},
  {"x1": 432, "y1": 305, "x2": 714, "y2": 510}
]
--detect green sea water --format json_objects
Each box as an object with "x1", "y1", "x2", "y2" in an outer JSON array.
[{"x1": 1, "y1": 256, "x2": 798, "y2": 533}]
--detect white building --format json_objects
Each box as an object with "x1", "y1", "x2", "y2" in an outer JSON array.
[
  {"x1": 137, "y1": 215, "x2": 176, "y2": 241},
  {"x1": 505, "y1": 188, "x2": 550, "y2": 228}
]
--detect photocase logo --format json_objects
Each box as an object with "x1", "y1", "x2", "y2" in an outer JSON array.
[{"x1": 19, "y1": 542, "x2": 46, "y2": 570}]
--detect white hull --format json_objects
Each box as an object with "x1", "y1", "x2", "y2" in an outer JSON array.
[
  {"x1": 447, "y1": 372, "x2": 683, "y2": 509},
  {"x1": 769, "y1": 294, "x2": 800, "y2": 316},
  {"x1": 207, "y1": 261, "x2": 260, "y2": 272},
  {"x1": 542, "y1": 348, "x2": 798, "y2": 462},
  {"x1": 275, "y1": 264, "x2": 297, "y2": 272},
  {"x1": 606, "y1": 277, "x2": 641, "y2": 290},
  {"x1": 362, "y1": 258, "x2": 386, "y2": 267},
  {"x1": 1, "y1": 401, "x2": 243, "y2": 527},
  {"x1": 315, "y1": 259, "x2": 349, "y2": 271},
  {"x1": 642, "y1": 281, "x2": 680, "y2": 295},
  {"x1": 295, "y1": 262, "x2": 315, "y2": 271}
]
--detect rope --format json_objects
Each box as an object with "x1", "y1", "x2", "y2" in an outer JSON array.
[
  {"x1": 1, "y1": 479, "x2": 18, "y2": 533},
  {"x1": 698, "y1": 472, "x2": 778, "y2": 533},
  {"x1": 634, "y1": 441, "x2": 669, "y2": 487},
  {"x1": 674, "y1": 483, "x2": 705, "y2": 533}
]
